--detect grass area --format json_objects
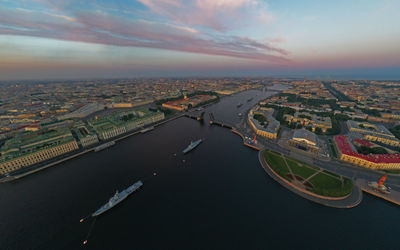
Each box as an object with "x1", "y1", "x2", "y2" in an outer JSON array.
[
  {"x1": 356, "y1": 145, "x2": 388, "y2": 155},
  {"x1": 322, "y1": 170, "x2": 340, "y2": 178},
  {"x1": 328, "y1": 138, "x2": 338, "y2": 158},
  {"x1": 254, "y1": 114, "x2": 267, "y2": 124},
  {"x1": 330, "y1": 144, "x2": 338, "y2": 158},
  {"x1": 309, "y1": 173, "x2": 353, "y2": 197},
  {"x1": 263, "y1": 150, "x2": 290, "y2": 179},
  {"x1": 263, "y1": 149, "x2": 353, "y2": 197},
  {"x1": 390, "y1": 125, "x2": 400, "y2": 140},
  {"x1": 286, "y1": 158, "x2": 316, "y2": 179},
  {"x1": 383, "y1": 170, "x2": 400, "y2": 174}
]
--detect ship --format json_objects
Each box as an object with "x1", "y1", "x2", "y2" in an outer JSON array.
[
  {"x1": 237, "y1": 103, "x2": 243, "y2": 108},
  {"x1": 140, "y1": 126, "x2": 154, "y2": 134},
  {"x1": 92, "y1": 180, "x2": 143, "y2": 217},
  {"x1": 247, "y1": 97, "x2": 253, "y2": 102},
  {"x1": 183, "y1": 139, "x2": 202, "y2": 154},
  {"x1": 94, "y1": 141, "x2": 115, "y2": 152}
]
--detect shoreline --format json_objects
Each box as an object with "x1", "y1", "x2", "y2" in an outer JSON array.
[
  {"x1": 0, "y1": 113, "x2": 185, "y2": 183},
  {"x1": 231, "y1": 129, "x2": 261, "y2": 150},
  {"x1": 356, "y1": 179, "x2": 400, "y2": 206},
  {"x1": 0, "y1": 86, "x2": 289, "y2": 183},
  {"x1": 258, "y1": 149, "x2": 363, "y2": 208}
]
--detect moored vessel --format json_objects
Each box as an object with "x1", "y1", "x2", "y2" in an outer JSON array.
[
  {"x1": 92, "y1": 180, "x2": 143, "y2": 217},
  {"x1": 140, "y1": 126, "x2": 154, "y2": 134},
  {"x1": 94, "y1": 141, "x2": 115, "y2": 152},
  {"x1": 183, "y1": 139, "x2": 202, "y2": 154}
]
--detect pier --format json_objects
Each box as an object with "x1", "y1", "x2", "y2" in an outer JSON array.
[
  {"x1": 231, "y1": 129, "x2": 261, "y2": 150},
  {"x1": 356, "y1": 179, "x2": 400, "y2": 206}
]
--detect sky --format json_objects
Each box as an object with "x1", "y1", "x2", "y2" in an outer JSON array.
[{"x1": 0, "y1": 0, "x2": 399, "y2": 80}]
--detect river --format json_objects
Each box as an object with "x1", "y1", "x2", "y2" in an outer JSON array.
[{"x1": 0, "y1": 85, "x2": 399, "y2": 249}]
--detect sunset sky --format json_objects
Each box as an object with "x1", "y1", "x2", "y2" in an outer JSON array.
[{"x1": 0, "y1": 0, "x2": 399, "y2": 80}]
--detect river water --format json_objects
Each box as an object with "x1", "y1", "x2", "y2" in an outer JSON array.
[{"x1": 0, "y1": 85, "x2": 399, "y2": 249}]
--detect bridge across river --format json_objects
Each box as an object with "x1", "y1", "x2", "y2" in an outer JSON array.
[{"x1": 208, "y1": 113, "x2": 234, "y2": 129}]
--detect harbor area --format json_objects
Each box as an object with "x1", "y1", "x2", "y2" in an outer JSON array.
[{"x1": 356, "y1": 179, "x2": 400, "y2": 206}]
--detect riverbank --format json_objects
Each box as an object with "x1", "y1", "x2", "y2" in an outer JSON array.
[
  {"x1": 258, "y1": 149, "x2": 363, "y2": 208},
  {"x1": 356, "y1": 179, "x2": 400, "y2": 206},
  {"x1": 231, "y1": 129, "x2": 261, "y2": 150},
  {"x1": 0, "y1": 113, "x2": 185, "y2": 183}
]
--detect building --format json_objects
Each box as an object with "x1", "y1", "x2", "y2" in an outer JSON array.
[
  {"x1": 347, "y1": 120, "x2": 400, "y2": 147},
  {"x1": 0, "y1": 128, "x2": 79, "y2": 175},
  {"x1": 162, "y1": 95, "x2": 217, "y2": 111},
  {"x1": 248, "y1": 107, "x2": 280, "y2": 139},
  {"x1": 58, "y1": 103, "x2": 105, "y2": 120},
  {"x1": 334, "y1": 135, "x2": 400, "y2": 169},
  {"x1": 381, "y1": 113, "x2": 400, "y2": 120},
  {"x1": 89, "y1": 108, "x2": 164, "y2": 140},
  {"x1": 289, "y1": 129, "x2": 320, "y2": 154},
  {"x1": 72, "y1": 121, "x2": 99, "y2": 148},
  {"x1": 284, "y1": 111, "x2": 332, "y2": 133}
]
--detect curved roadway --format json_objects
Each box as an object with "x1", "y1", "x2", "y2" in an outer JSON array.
[{"x1": 258, "y1": 149, "x2": 363, "y2": 208}]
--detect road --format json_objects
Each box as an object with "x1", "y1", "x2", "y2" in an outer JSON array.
[
  {"x1": 231, "y1": 105, "x2": 400, "y2": 192},
  {"x1": 187, "y1": 89, "x2": 400, "y2": 192}
]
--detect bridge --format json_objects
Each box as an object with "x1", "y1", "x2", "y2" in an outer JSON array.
[
  {"x1": 208, "y1": 112, "x2": 234, "y2": 129},
  {"x1": 185, "y1": 111, "x2": 205, "y2": 121}
]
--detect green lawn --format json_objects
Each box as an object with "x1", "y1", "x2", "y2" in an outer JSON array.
[
  {"x1": 263, "y1": 149, "x2": 353, "y2": 197},
  {"x1": 254, "y1": 114, "x2": 267, "y2": 126},
  {"x1": 309, "y1": 173, "x2": 353, "y2": 197},
  {"x1": 263, "y1": 150, "x2": 290, "y2": 179},
  {"x1": 286, "y1": 156, "x2": 319, "y2": 170},
  {"x1": 322, "y1": 170, "x2": 340, "y2": 178},
  {"x1": 330, "y1": 143, "x2": 337, "y2": 158},
  {"x1": 383, "y1": 169, "x2": 400, "y2": 175},
  {"x1": 286, "y1": 159, "x2": 317, "y2": 179}
]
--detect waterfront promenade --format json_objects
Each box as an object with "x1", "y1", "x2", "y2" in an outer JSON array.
[
  {"x1": 0, "y1": 113, "x2": 185, "y2": 183},
  {"x1": 356, "y1": 179, "x2": 400, "y2": 206},
  {"x1": 258, "y1": 149, "x2": 363, "y2": 208}
]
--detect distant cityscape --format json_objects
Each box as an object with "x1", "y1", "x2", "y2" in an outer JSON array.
[
  {"x1": 1, "y1": 78, "x2": 400, "y2": 179},
  {"x1": 0, "y1": 78, "x2": 264, "y2": 176}
]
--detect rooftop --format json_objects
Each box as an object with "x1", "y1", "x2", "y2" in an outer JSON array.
[
  {"x1": 0, "y1": 127, "x2": 75, "y2": 162},
  {"x1": 292, "y1": 129, "x2": 317, "y2": 145},
  {"x1": 251, "y1": 108, "x2": 280, "y2": 133},
  {"x1": 335, "y1": 135, "x2": 400, "y2": 164}
]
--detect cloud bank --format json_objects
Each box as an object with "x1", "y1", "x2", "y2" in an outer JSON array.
[{"x1": 0, "y1": 1, "x2": 288, "y2": 64}]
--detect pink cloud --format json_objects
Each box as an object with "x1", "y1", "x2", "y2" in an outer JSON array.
[
  {"x1": 0, "y1": 7, "x2": 289, "y2": 64},
  {"x1": 137, "y1": 0, "x2": 274, "y2": 31}
]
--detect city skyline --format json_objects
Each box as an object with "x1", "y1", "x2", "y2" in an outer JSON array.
[{"x1": 1, "y1": 0, "x2": 400, "y2": 80}]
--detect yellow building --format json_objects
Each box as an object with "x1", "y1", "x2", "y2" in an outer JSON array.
[
  {"x1": 334, "y1": 135, "x2": 400, "y2": 170},
  {"x1": 0, "y1": 141, "x2": 78, "y2": 175},
  {"x1": 0, "y1": 128, "x2": 79, "y2": 175},
  {"x1": 161, "y1": 102, "x2": 187, "y2": 111},
  {"x1": 248, "y1": 108, "x2": 279, "y2": 139},
  {"x1": 347, "y1": 120, "x2": 400, "y2": 147},
  {"x1": 284, "y1": 111, "x2": 332, "y2": 133},
  {"x1": 288, "y1": 129, "x2": 320, "y2": 154}
]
